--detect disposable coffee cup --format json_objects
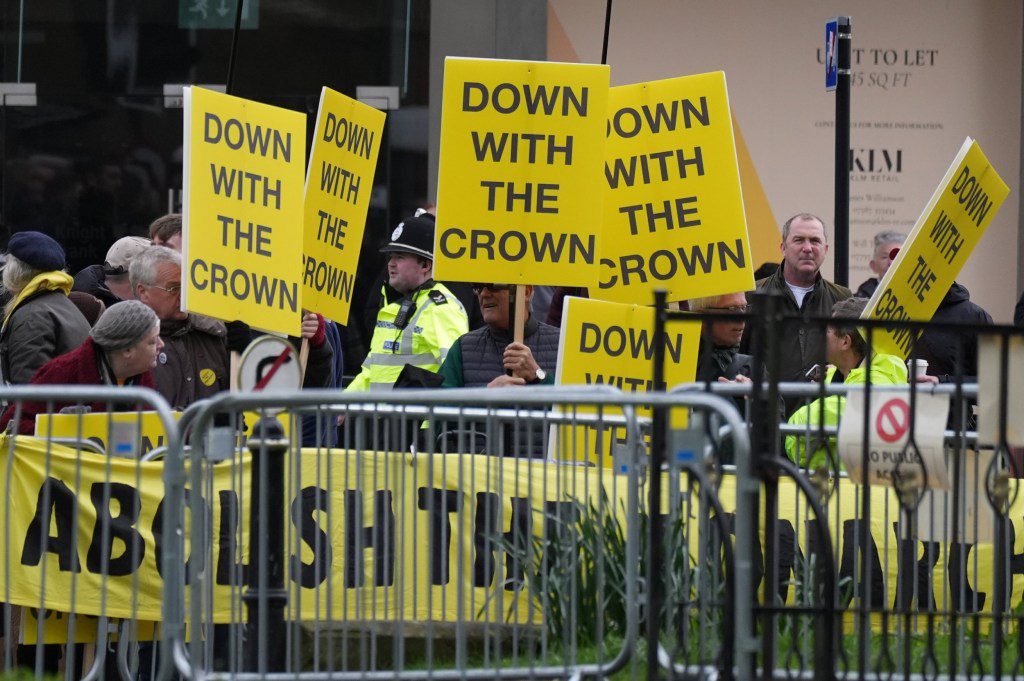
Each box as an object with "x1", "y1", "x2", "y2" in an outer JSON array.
[{"x1": 907, "y1": 358, "x2": 929, "y2": 379}]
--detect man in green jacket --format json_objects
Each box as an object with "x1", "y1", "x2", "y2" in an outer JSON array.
[
  {"x1": 748, "y1": 214, "x2": 851, "y2": 414},
  {"x1": 786, "y1": 297, "x2": 908, "y2": 469}
]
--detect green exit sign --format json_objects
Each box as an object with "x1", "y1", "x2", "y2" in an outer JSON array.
[{"x1": 179, "y1": 0, "x2": 259, "y2": 29}]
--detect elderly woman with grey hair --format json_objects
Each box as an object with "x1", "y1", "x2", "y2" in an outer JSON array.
[
  {"x1": 0, "y1": 231, "x2": 90, "y2": 385},
  {"x1": 0, "y1": 300, "x2": 162, "y2": 434}
]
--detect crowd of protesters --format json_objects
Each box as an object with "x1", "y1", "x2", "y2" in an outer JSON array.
[{"x1": 0, "y1": 210, "x2": 1002, "y2": 465}]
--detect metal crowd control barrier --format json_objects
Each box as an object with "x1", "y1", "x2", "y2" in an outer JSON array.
[
  {"x1": 0, "y1": 385, "x2": 181, "y2": 681},
  {"x1": 162, "y1": 386, "x2": 749, "y2": 680},
  {"x1": 655, "y1": 290, "x2": 1024, "y2": 681}
]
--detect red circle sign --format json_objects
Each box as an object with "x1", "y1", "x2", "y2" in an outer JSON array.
[{"x1": 875, "y1": 398, "x2": 910, "y2": 444}]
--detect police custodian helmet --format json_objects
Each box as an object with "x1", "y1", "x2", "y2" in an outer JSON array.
[{"x1": 379, "y1": 214, "x2": 435, "y2": 260}]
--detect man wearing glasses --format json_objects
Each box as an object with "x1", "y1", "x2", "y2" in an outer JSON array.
[
  {"x1": 437, "y1": 283, "x2": 558, "y2": 389},
  {"x1": 435, "y1": 283, "x2": 558, "y2": 457},
  {"x1": 691, "y1": 291, "x2": 752, "y2": 383},
  {"x1": 130, "y1": 245, "x2": 231, "y2": 407}
]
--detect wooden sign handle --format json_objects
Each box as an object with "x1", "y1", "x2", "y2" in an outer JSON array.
[{"x1": 513, "y1": 284, "x2": 527, "y2": 344}]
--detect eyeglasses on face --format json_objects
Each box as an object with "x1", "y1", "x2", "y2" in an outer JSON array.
[
  {"x1": 705, "y1": 305, "x2": 749, "y2": 313},
  {"x1": 148, "y1": 283, "x2": 182, "y2": 295},
  {"x1": 471, "y1": 283, "x2": 512, "y2": 294}
]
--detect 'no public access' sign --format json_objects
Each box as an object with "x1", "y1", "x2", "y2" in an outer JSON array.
[{"x1": 838, "y1": 390, "x2": 950, "y2": 489}]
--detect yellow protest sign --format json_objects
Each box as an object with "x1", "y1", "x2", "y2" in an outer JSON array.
[
  {"x1": 434, "y1": 58, "x2": 609, "y2": 287},
  {"x1": 598, "y1": 73, "x2": 753, "y2": 304},
  {"x1": 555, "y1": 297, "x2": 701, "y2": 465},
  {"x1": 2, "y1": 435, "x2": 1022, "y2": 629},
  {"x1": 303, "y1": 87, "x2": 385, "y2": 321},
  {"x1": 182, "y1": 87, "x2": 306, "y2": 336},
  {"x1": 34, "y1": 411, "x2": 288, "y2": 456},
  {"x1": 863, "y1": 138, "x2": 1009, "y2": 358}
]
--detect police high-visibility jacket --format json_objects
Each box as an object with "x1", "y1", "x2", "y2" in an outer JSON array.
[
  {"x1": 345, "y1": 283, "x2": 468, "y2": 392},
  {"x1": 785, "y1": 352, "x2": 908, "y2": 470}
]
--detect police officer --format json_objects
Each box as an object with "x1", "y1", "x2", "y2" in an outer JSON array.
[{"x1": 345, "y1": 215, "x2": 468, "y2": 391}]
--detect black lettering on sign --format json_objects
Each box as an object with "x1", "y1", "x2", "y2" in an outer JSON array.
[
  {"x1": 874, "y1": 288, "x2": 915, "y2": 357},
  {"x1": 471, "y1": 132, "x2": 573, "y2": 165},
  {"x1": 597, "y1": 239, "x2": 747, "y2": 289},
  {"x1": 290, "y1": 486, "x2": 332, "y2": 588},
  {"x1": 582, "y1": 373, "x2": 665, "y2": 392},
  {"x1": 322, "y1": 112, "x2": 375, "y2": 160},
  {"x1": 906, "y1": 255, "x2": 937, "y2": 303},
  {"x1": 607, "y1": 97, "x2": 710, "y2": 139},
  {"x1": 190, "y1": 259, "x2": 299, "y2": 312},
  {"x1": 479, "y1": 181, "x2": 560, "y2": 214},
  {"x1": 319, "y1": 160, "x2": 361, "y2": 204},
  {"x1": 302, "y1": 255, "x2": 354, "y2": 303},
  {"x1": 204, "y1": 112, "x2": 292, "y2": 161},
  {"x1": 215, "y1": 490, "x2": 248, "y2": 587},
  {"x1": 605, "y1": 147, "x2": 705, "y2": 189},
  {"x1": 837, "y1": 519, "x2": 885, "y2": 608},
  {"x1": 216, "y1": 214, "x2": 272, "y2": 256},
  {"x1": 540, "y1": 501, "x2": 580, "y2": 576},
  {"x1": 891, "y1": 521, "x2": 939, "y2": 611},
  {"x1": 950, "y1": 165, "x2": 992, "y2": 228},
  {"x1": 578, "y1": 322, "x2": 684, "y2": 362},
  {"x1": 315, "y1": 209, "x2": 348, "y2": 250},
  {"x1": 437, "y1": 228, "x2": 594, "y2": 265},
  {"x1": 619, "y1": 195, "x2": 700, "y2": 235},
  {"x1": 947, "y1": 543, "x2": 985, "y2": 613},
  {"x1": 416, "y1": 487, "x2": 464, "y2": 586},
  {"x1": 153, "y1": 488, "x2": 208, "y2": 583},
  {"x1": 472, "y1": 493, "x2": 532, "y2": 591},
  {"x1": 462, "y1": 82, "x2": 588, "y2": 117},
  {"x1": 928, "y1": 211, "x2": 964, "y2": 265},
  {"x1": 21, "y1": 477, "x2": 81, "y2": 573},
  {"x1": 209, "y1": 164, "x2": 282, "y2": 209},
  {"x1": 87, "y1": 482, "x2": 144, "y2": 576},
  {"x1": 344, "y1": 490, "x2": 395, "y2": 588}
]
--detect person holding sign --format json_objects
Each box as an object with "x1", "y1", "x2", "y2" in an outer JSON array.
[
  {"x1": 130, "y1": 245, "x2": 230, "y2": 408},
  {"x1": 0, "y1": 300, "x2": 161, "y2": 434},
  {"x1": 434, "y1": 283, "x2": 558, "y2": 458},
  {"x1": 785, "y1": 297, "x2": 907, "y2": 470},
  {"x1": 748, "y1": 213, "x2": 851, "y2": 412},
  {"x1": 691, "y1": 292, "x2": 752, "y2": 384},
  {"x1": 437, "y1": 283, "x2": 559, "y2": 388},
  {"x1": 345, "y1": 215, "x2": 468, "y2": 392},
  {"x1": 854, "y1": 230, "x2": 905, "y2": 299}
]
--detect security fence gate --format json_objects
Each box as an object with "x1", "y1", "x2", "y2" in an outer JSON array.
[{"x1": 0, "y1": 296, "x2": 1020, "y2": 680}]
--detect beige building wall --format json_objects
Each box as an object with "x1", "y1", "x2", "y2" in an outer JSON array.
[{"x1": 549, "y1": 0, "x2": 1022, "y2": 319}]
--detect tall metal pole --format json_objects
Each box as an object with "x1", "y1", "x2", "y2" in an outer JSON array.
[
  {"x1": 244, "y1": 417, "x2": 288, "y2": 673},
  {"x1": 833, "y1": 16, "x2": 852, "y2": 286},
  {"x1": 649, "y1": 289, "x2": 667, "y2": 680}
]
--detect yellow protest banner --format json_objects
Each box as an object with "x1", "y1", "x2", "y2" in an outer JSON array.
[
  {"x1": 2, "y1": 435, "x2": 1021, "y2": 630},
  {"x1": 34, "y1": 411, "x2": 289, "y2": 457},
  {"x1": 599, "y1": 72, "x2": 753, "y2": 304},
  {"x1": 303, "y1": 87, "x2": 385, "y2": 322},
  {"x1": 434, "y1": 58, "x2": 609, "y2": 287},
  {"x1": 182, "y1": 87, "x2": 306, "y2": 336},
  {"x1": 863, "y1": 138, "x2": 1009, "y2": 358},
  {"x1": 555, "y1": 297, "x2": 701, "y2": 466}
]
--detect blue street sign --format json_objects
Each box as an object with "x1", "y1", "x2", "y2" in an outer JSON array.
[{"x1": 825, "y1": 19, "x2": 838, "y2": 91}]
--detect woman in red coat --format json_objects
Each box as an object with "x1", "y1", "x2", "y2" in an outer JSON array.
[{"x1": 1, "y1": 300, "x2": 163, "y2": 434}]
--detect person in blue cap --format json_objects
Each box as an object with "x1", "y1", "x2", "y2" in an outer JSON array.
[{"x1": 1, "y1": 231, "x2": 90, "y2": 385}]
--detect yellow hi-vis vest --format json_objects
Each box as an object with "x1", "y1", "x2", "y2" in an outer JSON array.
[{"x1": 345, "y1": 284, "x2": 468, "y2": 392}]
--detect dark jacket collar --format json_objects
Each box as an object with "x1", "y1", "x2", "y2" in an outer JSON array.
[{"x1": 488, "y1": 316, "x2": 538, "y2": 345}]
